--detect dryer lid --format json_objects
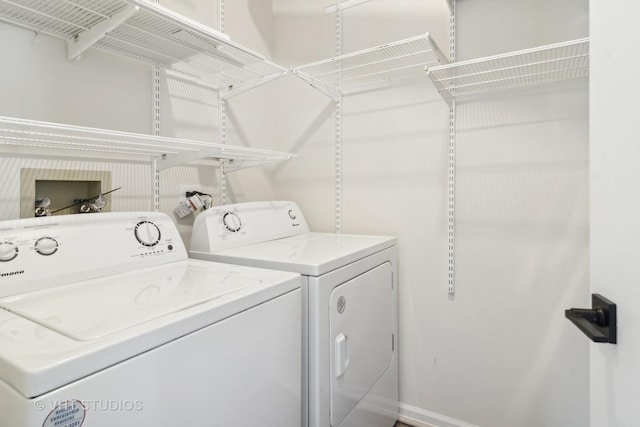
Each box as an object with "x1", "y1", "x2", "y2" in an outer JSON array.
[{"x1": 191, "y1": 232, "x2": 396, "y2": 276}]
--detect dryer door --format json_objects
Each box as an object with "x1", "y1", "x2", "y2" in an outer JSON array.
[{"x1": 329, "y1": 262, "x2": 393, "y2": 426}]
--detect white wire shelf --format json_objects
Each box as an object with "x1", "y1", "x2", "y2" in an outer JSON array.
[
  {"x1": 0, "y1": 116, "x2": 295, "y2": 172},
  {"x1": 0, "y1": 0, "x2": 287, "y2": 93},
  {"x1": 427, "y1": 38, "x2": 589, "y2": 106},
  {"x1": 292, "y1": 33, "x2": 448, "y2": 101}
]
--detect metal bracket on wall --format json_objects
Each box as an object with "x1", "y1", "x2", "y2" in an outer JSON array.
[
  {"x1": 565, "y1": 294, "x2": 617, "y2": 344},
  {"x1": 334, "y1": 0, "x2": 344, "y2": 234},
  {"x1": 447, "y1": 0, "x2": 456, "y2": 297},
  {"x1": 152, "y1": 0, "x2": 161, "y2": 213},
  {"x1": 219, "y1": 91, "x2": 228, "y2": 204},
  {"x1": 325, "y1": 0, "x2": 372, "y2": 14},
  {"x1": 67, "y1": 4, "x2": 138, "y2": 60},
  {"x1": 219, "y1": 0, "x2": 227, "y2": 205}
]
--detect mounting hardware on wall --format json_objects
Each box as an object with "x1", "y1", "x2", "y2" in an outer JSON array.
[
  {"x1": 75, "y1": 193, "x2": 108, "y2": 214},
  {"x1": 174, "y1": 191, "x2": 213, "y2": 219},
  {"x1": 49, "y1": 187, "x2": 121, "y2": 215},
  {"x1": 34, "y1": 198, "x2": 51, "y2": 217},
  {"x1": 21, "y1": 168, "x2": 113, "y2": 218},
  {"x1": 565, "y1": 294, "x2": 617, "y2": 344}
]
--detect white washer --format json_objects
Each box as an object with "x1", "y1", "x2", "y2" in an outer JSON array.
[
  {"x1": 0, "y1": 211, "x2": 301, "y2": 427},
  {"x1": 190, "y1": 201, "x2": 398, "y2": 427}
]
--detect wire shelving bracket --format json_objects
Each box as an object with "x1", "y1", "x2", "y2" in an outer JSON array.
[
  {"x1": 0, "y1": 116, "x2": 295, "y2": 170},
  {"x1": 427, "y1": 37, "x2": 590, "y2": 106},
  {"x1": 293, "y1": 32, "x2": 448, "y2": 101}
]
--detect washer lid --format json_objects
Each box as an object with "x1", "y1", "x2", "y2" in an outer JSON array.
[
  {"x1": 0, "y1": 259, "x2": 300, "y2": 398},
  {"x1": 191, "y1": 232, "x2": 396, "y2": 276},
  {"x1": 0, "y1": 260, "x2": 263, "y2": 341}
]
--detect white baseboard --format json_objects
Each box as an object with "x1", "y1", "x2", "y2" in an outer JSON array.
[
  {"x1": 398, "y1": 403, "x2": 481, "y2": 427},
  {"x1": 397, "y1": 413, "x2": 437, "y2": 427}
]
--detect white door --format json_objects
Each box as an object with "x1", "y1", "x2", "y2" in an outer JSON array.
[
  {"x1": 329, "y1": 262, "x2": 393, "y2": 427},
  {"x1": 590, "y1": 1, "x2": 640, "y2": 426}
]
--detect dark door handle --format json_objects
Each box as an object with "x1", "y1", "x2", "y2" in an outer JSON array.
[{"x1": 565, "y1": 294, "x2": 617, "y2": 344}]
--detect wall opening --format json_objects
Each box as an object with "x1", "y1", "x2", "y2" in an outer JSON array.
[{"x1": 20, "y1": 169, "x2": 112, "y2": 218}]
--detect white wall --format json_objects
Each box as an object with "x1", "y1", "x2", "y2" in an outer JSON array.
[
  {"x1": 442, "y1": 2, "x2": 589, "y2": 426},
  {"x1": 0, "y1": 21, "x2": 155, "y2": 219},
  {"x1": 270, "y1": 1, "x2": 590, "y2": 427},
  {"x1": 0, "y1": 0, "x2": 283, "y2": 243},
  {"x1": 155, "y1": 0, "x2": 284, "y2": 247},
  {"x1": 0, "y1": 1, "x2": 590, "y2": 427},
  {"x1": 0, "y1": 19, "x2": 219, "y2": 245},
  {"x1": 0, "y1": 23, "x2": 151, "y2": 132}
]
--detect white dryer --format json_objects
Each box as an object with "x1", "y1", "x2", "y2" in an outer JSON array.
[
  {"x1": 0, "y1": 211, "x2": 301, "y2": 427},
  {"x1": 190, "y1": 201, "x2": 398, "y2": 427}
]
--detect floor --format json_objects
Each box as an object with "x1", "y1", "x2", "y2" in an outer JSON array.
[{"x1": 394, "y1": 422, "x2": 412, "y2": 427}]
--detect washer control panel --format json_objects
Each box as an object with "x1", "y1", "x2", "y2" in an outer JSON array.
[
  {"x1": 135, "y1": 220, "x2": 162, "y2": 247},
  {"x1": 222, "y1": 212, "x2": 242, "y2": 233},
  {"x1": 0, "y1": 212, "x2": 187, "y2": 298},
  {"x1": 190, "y1": 201, "x2": 310, "y2": 253},
  {"x1": 34, "y1": 237, "x2": 59, "y2": 256},
  {"x1": 0, "y1": 242, "x2": 19, "y2": 262}
]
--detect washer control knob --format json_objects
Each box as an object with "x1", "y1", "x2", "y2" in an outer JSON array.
[
  {"x1": 135, "y1": 221, "x2": 161, "y2": 247},
  {"x1": 0, "y1": 242, "x2": 18, "y2": 262},
  {"x1": 223, "y1": 212, "x2": 242, "y2": 233},
  {"x1": 288, "y1": 209, "x2": 297, "y2": 220},
  {"x1": 34, "y1": 237, "x2": 58, "y2": 256}
]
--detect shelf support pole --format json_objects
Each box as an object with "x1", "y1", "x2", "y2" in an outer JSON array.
[
  {"x1": 447, "y1": 0, "x2": 457, "y2": 298},
  {"x1": 218, "y1": 0, "x2": 228, "y2": 205},
  {"x1": 324, "y1": 0, "x2": 372, "y2": 14},
  {"x1": 152, "y1": 65, "x2": 161, "y2": 212},
  {"x1": 334, "y1": 0, "x2": 344, "y2": 234},
  {"x1": 151, "y1": 0, "x2": 161, "y2": 212}
]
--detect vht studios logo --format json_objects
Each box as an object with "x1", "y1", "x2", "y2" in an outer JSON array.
[{"x1": 0, "y1": 270, "x2": 24, "y2": 278}]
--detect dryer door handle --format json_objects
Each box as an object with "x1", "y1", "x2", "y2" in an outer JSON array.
[{"x1": 335, "y1": 333, "x2": 348, "y2": 378}]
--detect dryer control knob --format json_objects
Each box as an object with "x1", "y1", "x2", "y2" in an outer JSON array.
[
  {"x1": 223, "y1": 212, "x2": 242, "y2": 233},
  {"x1": 135, "y1": 221, "x2": 161, "y2": 247},
  {"x1": 34, "y1": 237, "x2": 58, "y2": 256},
  {"x1": 288, "y1": 210, "x2": 297, "y2": 220},
  {"x1": 0, "y1": 242, "x2": 18, "y2": 262}
]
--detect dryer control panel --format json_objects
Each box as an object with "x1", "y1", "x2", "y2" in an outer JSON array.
[
  {"x1": 190, "y1": 201, "x2": 310, "y2": 253},
  {"x1": 0, "y1": 212, "x2": 187, "y2": 298}
]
